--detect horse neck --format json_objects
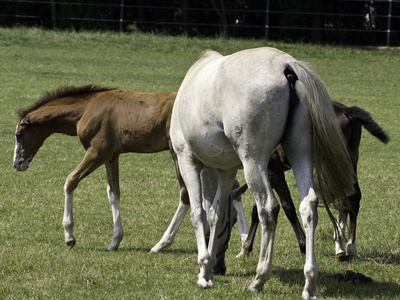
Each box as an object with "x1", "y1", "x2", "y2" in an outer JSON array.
[{"x1": 28, "y1": 99, "x2": 87, "y2": 137}]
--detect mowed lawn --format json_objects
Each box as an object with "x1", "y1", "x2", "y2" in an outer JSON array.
[{"x1": 0, "y1": 27, "x2": 399, "y2": 299}]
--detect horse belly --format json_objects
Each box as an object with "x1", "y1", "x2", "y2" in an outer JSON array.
[{"x1": 185, "y1": 127, "x2": 242, "y2": 170}]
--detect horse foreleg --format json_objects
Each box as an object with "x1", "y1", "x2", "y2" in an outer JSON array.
[
  {"x1": 206, "y1": 169, "x2": 237, "y2": 275},
  {"x1": 270, "y1": 164, "x2": 306, "y2": 254},
  {"x1": 240, "y1": 203, "x2": 258, "y2": 256},
  {"x1": 63, "y1": 181, "x2": 75, "y2": 249},
  {"x1": 105, "y1": 156, "x2": 123, "y2": 251},
  {"x1": 233, "y1": 198, "x2": 250, "y2": 256},
  {"x1": 230, "y1": 181, "x2": 250, "y2": 256},
  {"x1": 63, "y1": 149, "x2": 108, "y2": 249}
]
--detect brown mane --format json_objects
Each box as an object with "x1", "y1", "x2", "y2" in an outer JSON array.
[{"x1": 17, "y1": 84, "x2": 117, "y2": 119}]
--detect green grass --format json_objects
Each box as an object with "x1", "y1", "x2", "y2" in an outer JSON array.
[{"x1": 0, "y1": 27, "x2": 399, "y2": 299}]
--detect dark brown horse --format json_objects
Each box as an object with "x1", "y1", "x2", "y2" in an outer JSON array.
[
  {"x1": 239, "y1": 101, "x2": 389, "y2": 260},
  {"x1": 14, "y1": 85, "x2": 182, "y2": 250}
]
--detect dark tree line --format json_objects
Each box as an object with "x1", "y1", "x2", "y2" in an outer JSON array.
[{"x1": 0, "y1": 0, "x2": 398, "y2": 45}]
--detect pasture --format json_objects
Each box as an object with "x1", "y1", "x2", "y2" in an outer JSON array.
[{"x1": 0, "y1": 27, "x2": 399, "y2": 299}]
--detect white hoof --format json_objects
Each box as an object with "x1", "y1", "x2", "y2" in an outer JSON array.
[
  {"x1": 197, "y1": 278, "x2": 214, "y2": 289},
  {"x1": 235, "y1": 249, "x2": 250, "y2": 258},
  {"x1": 248, "y1": 280, "x2": 263, "y2": 293},
  {"x1": 302, "y1": 289, "x2": 318, "y2": 299}
]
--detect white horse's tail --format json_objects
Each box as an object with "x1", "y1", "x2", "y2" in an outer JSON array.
[{"x1": 287, "y1": 61, "x2": 355, "y2": 207}]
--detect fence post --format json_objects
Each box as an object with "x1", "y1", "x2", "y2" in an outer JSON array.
[
  {"x1": 50, "y1": 0, "x2": 56, "y2": 28},
  {"x1": 119, "y1": 0, "x2": 124, "y2": 32},
  {"x1": 386, "y1": 0, "x2": 392, "y2": 47},
  {"x1": 265, "y1": 0, "x2": 270, "y2": 40}
]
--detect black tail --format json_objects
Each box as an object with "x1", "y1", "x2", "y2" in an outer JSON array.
[{"x1": 346, "y1": 106, "x2": 390, "y2": 144}]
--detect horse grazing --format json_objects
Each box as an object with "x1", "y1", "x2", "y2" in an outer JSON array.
[
  {"x1": 170, "y1": 47, "x2": 354, "y2": 299},
  {"x1": 13, "y1": 85, "x2": 180, "y2": 251},
  {"x1": 240, "y1": 101, "x2": 390, "y2": 260}
]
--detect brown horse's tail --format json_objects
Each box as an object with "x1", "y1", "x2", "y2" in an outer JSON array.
[
  {"x1": 287, "y1": 61, "x2": 355, "y2": 210},
  {"x1": 347, "y1": 105, "x2": 390, "y2": 144}
]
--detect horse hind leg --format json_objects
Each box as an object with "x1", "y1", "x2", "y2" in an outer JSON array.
[
  {"x1": 105, "y1": 156, "x2": 124, "y2": 251},
  {"x1": 150, "y1": 199, "x2": 189, "y2": 254},
  {"x1": 281, "y1": 84, "x2": 318, "y2": 299},
  {"x1": 245, "y1": 162, "x2": 280, "y2": 292}
]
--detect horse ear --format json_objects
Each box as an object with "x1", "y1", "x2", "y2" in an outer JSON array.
[{"x1": 20, "y1": 117, "x2": 30, "y2": 125}]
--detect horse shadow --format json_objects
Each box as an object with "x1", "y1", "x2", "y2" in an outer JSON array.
[{"x1": 223, "y1": 264, "x2": 400, "y2": 298}]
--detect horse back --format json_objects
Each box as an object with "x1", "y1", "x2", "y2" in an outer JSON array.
[{"x1": 77, "y1": 90, "x2": 177, "y2": 154}]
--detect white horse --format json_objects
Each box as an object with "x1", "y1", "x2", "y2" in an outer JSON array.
[{"x1": 170, "y1": 47, "x2": 354, "y2": 299}]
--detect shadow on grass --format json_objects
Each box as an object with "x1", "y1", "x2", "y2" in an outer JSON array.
[
  {"x1": 222, "y1": 266, "x2": 399, "y2": 298},
  {"x1": 104, "y1": 247, "x2": 198, "y2": 255},
  {"x1": 357, "y1": 251, "x2": 400, "y2": 265}
]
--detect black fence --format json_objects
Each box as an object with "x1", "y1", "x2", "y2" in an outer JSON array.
[{"x1": 0, "y1": 0, "x2": 399, "y2": 46}]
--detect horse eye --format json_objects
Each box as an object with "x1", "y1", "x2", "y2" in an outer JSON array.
[{"x1": 15, "y1": 132, "x2": 22, "y2": 139}]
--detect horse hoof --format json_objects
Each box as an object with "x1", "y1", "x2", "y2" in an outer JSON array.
[
  {"x1": 66, "y1": 239, "x2": 76, "y2": 249},
  {"x1": 236, "y1": 249, "x2": 250, "y2": 258},
  {"x1": 197, "y1": 278, "x2": 214, "y2": 289},
  {"x1": 248, "y1": 281, "x2": 263, "y2": 293},
  {"x1": 336, "y1": 252, "x2": 350, "y2": 262},
  {"x1": 302, "y1": 290, "x2": 318, "y2": 299}
]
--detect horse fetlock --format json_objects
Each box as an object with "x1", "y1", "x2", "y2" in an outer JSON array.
[
  {"x1": 303, "y1": 265, "x2": 318, "y2": 299},
  {"x1": 107, "y1": 240, "x2": 121, "y2": 251}
]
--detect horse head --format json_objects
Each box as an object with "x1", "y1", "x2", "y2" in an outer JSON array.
[{"x1": 13, "y1": 117, "x2": 44, "y2": 171}]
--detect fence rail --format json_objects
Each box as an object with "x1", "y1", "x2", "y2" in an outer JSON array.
[{"x1": 0, "y1": 0, "x2": 399, "y2": 46}]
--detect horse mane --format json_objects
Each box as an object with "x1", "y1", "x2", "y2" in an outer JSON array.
[{"x1": 17, "y1": 84, "x2": 118, "y2": 119}]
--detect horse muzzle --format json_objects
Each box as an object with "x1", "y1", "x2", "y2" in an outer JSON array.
[{"x1": 14, "y1": 158, "x2": 29, "y2": 171}]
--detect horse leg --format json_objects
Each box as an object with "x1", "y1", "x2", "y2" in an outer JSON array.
[
  {"x1": 281, "y1": 90, "x2": 318, "y2": 299},
  {"x1": 245, "y1": 161, "x2": 280, "y2": 292},
  {"x1": 150, "y1": 199, "x2": 190, "y2": 254},
  {"x1": 240, "y1": 150, "x2": 307, "y2": 257},
  {"x1": 63, "y1": 149, "x2": 109, "y2": 249},
  {"x1": 206, "y1": 169, "x2": 237, "y2": 275},
  {"x1": 105, "y1": 156, "x2": 123, "y2": 251},
  {"x1": 240, "y1": 203, "x2": 258, "y2": 256},
  {"x1": 269, "y1": 152, "x2": 306, "y2": 254},
  {"x1": 346, "y1": 181, "x2": 360, "y2": 259},
  {"x1": 334, "y1": 209, "x2": 347, "y2": 258},
  {"x1": 150, "y1": 141, "x2": 191, "y2": 254},
  {"x1": 177, "y1": 158, "x2": 213, "y2": 288},
  {"x1": 232, "y1": 198, "x2": 250, "y2": 256}
]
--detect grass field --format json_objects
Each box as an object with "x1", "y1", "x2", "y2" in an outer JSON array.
[{"x1": 0, "y1": 27, "x2": 399, "y2": 299}]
